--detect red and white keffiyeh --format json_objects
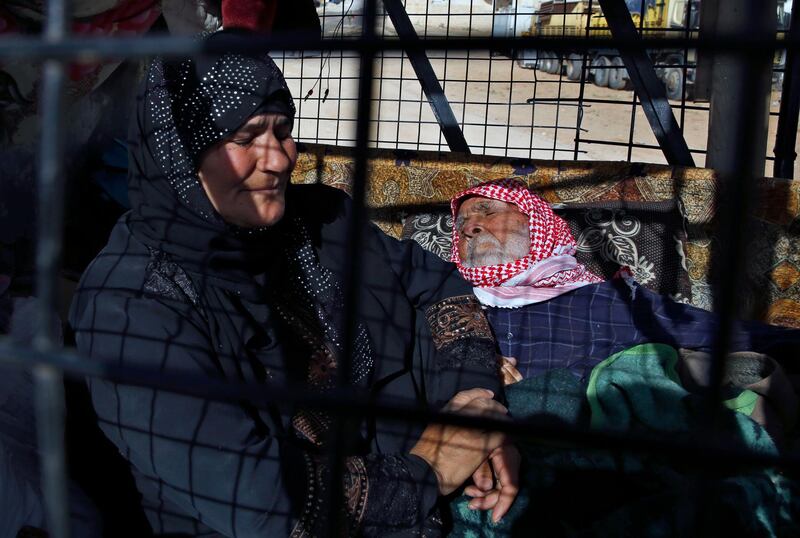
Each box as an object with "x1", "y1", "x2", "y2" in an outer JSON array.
[{"x1": 451, "y1": 178, "x2": 603, "y2": 308}]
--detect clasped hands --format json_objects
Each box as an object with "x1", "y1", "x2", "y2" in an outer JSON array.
[{"x1": 410, "y1": 386, "x2": 521, "y2": 523}]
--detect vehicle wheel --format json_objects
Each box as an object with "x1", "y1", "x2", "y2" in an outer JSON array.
[
  {"x1": 608, "y1": 57, "x2": 630, "y2": 90},
  {"x1": 551, "y1": 53, "x2": 563, "y2": 75},
  {"x1": 592, "y1": 56, "x2": 611, "y2": 87},
  {"x1": 544, "y1": 51, "x2": 559, "y2": 74},
  {"x1": 538, "y1": 52, "x2": 551, "y2": 72},
  {"x1": 664, "y1": 66, "x2": 684, "y2": 100},
  {"x1": 565, "y1": 54, "x2": 583, "y2": 81},
  {"x1": 517, "y1": 49, "x2": 538, "y2": 69}
]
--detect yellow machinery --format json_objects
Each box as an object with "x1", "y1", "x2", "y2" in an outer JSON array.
[{"x1": 516, "y1": 0, "x2": 701, "y2": 99}]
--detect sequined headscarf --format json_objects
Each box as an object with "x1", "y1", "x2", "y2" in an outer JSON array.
[
  {"x1": 451, "y1": 178, "x2": 602, "y2": 308},
  {"x1": 127, "y1": 29, "x2": 374, "y2": 391},
  {"x1": 127, "y1": 28, "x2": 296, "y2": 297}
]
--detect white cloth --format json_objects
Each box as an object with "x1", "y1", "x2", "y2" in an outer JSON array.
[{"x1": 473, "y1": 255, "x2": 599, "y2": 308}]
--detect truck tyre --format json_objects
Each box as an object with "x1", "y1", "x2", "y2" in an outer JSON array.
[
  {"x1": 517, "y1": 49, "x2": 537, "y2": 69},
  {"x1": 608, "y1": 56, "x2": 630, "y2": 90},
  {"x1": 592, "y1": 56, "x2": 611, "y2": 87},
  {"x1": 538, "y1": 53, "x2": 551, "y2": 72},
  {"x1": 565, "y1": 54, "x2": 583, "y2": 81},
  {"x1": 545, "y1": 52, "x2": 560, "y2": 74},
  {"x1": 664, "y1": 66, "x2": 684, "y2": 100}
]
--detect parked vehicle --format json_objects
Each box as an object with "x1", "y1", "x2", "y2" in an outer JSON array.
[{"x1": 516, "y1": 0, "x2": 787, "y2": 101}]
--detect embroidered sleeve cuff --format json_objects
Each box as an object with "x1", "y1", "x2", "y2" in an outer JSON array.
[
  {"x1": 359, "y1": 453, "x2": 440, "y2": 536},
  {"x1": 404, "y1": 453, "x2": 440, "y2": 516},
  {"x1": 425, "y1": 295, "x2": 494, "y2": 351},
  {"x1": 425, "y1": 295, "x2": 503, "y2": 404}
]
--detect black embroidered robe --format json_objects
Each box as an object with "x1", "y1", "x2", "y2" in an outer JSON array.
[{"x1": 69, "y1": 184, "x2": 501, "y2": 538}]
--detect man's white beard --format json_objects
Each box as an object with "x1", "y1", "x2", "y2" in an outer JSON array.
[{"x1": 463, "y1": 231, "x2": 530, "y2": 268}]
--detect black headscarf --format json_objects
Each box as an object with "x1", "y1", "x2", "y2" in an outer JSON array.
[
  {"x1": 126, "y1": 29, "x2": 374, "y2": 392},
  {"x1": 127, "y1": 29, "x2": 296, "y2": 299}
]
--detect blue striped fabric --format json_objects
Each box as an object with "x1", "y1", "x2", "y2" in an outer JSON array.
[{"x1": 486, "y1": 279, "x2": 800, "y2": 381}]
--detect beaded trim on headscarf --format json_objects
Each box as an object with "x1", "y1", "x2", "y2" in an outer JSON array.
[
  {"x1": 450, "y1": 178, "x2": 603, "y2": 288},
  {"x1": 146, "y1": 46, "x2": 295, "y2": 223},
  {"x1": 274, "y1": 216, "x2": 374, "y2": 447},
  {"x1": 281, "y1": 215, "x2": 374, "y2": 388}
]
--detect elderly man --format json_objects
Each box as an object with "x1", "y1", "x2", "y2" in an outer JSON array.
[
  {"x1": 450, "y1": 178, "x2": 800, "y2": 382},
  {"x1": 445, "y1": 178, "x2": 800, "y2": 536}
]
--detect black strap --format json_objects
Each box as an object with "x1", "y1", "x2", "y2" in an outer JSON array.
[
  {"x1": 597, "y1": 0, "x2": 695, "y2": 166},
  {"x1": 382, "y1": 0, "x2": 471, "y2": 154},
  {"x1": 774, "y1": 5, "x2": 800, "y2": 179}
]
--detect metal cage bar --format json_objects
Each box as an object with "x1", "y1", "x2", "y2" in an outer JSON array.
[
  {"x1": 33, "y1": 0, "x2": 72, "y2": 536},
  {"x1": 0, "y1": 1, "x2": 797, "y2": 535}
]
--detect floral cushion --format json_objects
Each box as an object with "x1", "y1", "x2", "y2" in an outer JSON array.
[
  {"x1": 557, "y1": 201, "x2": 691, "y2": 301},
  {"x1": 293, "y1": 143, "x2": 800, "y2": 328},
  {"x1": 401, "y1": 208, "x2": 453, "y2": 261}
]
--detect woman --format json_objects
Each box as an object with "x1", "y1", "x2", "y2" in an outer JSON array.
[{"x1": 69, "y1": 30, "x2": 516, "y2": 537}]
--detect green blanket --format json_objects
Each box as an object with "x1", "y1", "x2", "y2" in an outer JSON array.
[{"x1": 450, "y1": 344, "x2": 798, "y2": 537}]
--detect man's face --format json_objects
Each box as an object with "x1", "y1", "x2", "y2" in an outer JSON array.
[{"x1": 456, "y1": 197, "x2": 530, "y2": 267}]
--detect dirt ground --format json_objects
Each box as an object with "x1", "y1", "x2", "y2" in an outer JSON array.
[{"x1": 276, "y1": 2, "x2": 798, "y2": 178}]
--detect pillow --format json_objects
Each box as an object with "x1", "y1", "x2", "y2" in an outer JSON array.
[
  {"x1": 402, "y1": 209, "x2": 453, "y2": 262},
  {"x1": 555, "y1": 201, "x2": 692, "y2": 301},
  {"x1": 401, "y1": 200, "x2": 692, "y2": 301}
]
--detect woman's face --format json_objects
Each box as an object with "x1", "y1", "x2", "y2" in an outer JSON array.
[{"x1": 197, "y1": 113, "x2": 298, "y2": 228}]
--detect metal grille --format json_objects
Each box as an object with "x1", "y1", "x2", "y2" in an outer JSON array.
[
  {"x1": 270, "y1": 0, "x2": 798, "y2": 177},
  {"x1": 0, "y1": 0, "x2": 798, "y2": 536}
]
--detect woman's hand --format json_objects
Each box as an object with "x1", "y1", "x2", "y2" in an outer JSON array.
[{"x1": 410, "y1": 388, "x2": 509, "y2": 496}]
